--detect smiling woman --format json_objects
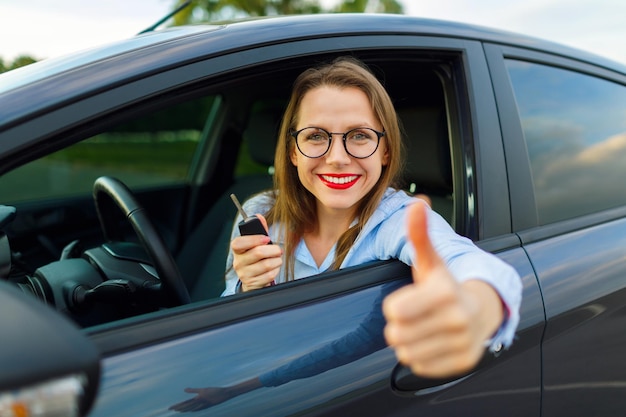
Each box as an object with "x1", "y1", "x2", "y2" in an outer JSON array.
[{"x1": 223, "y1": 57, "x2": 403, "y2": 291}]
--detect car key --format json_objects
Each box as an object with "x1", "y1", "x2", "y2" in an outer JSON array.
[
  {"x1": 230, "y1": 193, "x2": 275, "y2": 286},
  {"x1": 230, "y1": 194, "x2": 271, "y2": 239}
]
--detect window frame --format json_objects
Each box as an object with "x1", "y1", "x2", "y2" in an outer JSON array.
[{"x1": 50, "y1": 35, "x2": 492, "y2": 345}]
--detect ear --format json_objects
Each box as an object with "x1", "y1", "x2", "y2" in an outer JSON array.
[
  {"x1": 381, "y1": 142, "x2": 390, "y2": 166},
  {"x1": 290, "y1": 144, "x2": 298, "y2": 166}
]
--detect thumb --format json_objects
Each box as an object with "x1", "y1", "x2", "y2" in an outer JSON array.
[
  {"x1": 255, "y1": 213, "x2": 269, "y2": 234},
  {"x1": 407, "y1": 201, "x2": 443, "y2": 283}
]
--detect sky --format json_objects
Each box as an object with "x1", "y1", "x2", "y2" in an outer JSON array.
[{"x1": 1, "y1": 0, "x2": 625, "y2": 66}]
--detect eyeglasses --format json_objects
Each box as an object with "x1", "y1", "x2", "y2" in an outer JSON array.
[{"x1": 290, "y1": 127, "x2": 385, "y2": 159}]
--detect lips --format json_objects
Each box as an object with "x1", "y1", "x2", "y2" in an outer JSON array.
[{"x1": 319, "y1": 174, "x2": 361, "y2": 189}]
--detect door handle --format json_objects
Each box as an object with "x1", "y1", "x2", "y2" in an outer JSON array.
[{"x1": 390, "y1": 352, "x2": 497, "y2": 396}]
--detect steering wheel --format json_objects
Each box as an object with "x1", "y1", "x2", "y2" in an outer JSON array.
[{"x1": 93, "y1": 176, "x2": 190, "y2": 306}]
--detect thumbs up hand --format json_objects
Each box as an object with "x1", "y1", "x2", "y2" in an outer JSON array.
[{"x1": 383, "y1": 202, "x2": 504, "y2": 378}]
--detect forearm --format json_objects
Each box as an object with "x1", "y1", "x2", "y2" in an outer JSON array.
[{"x1": 226, "y1": 377, "x2": 263, "y2": 397}]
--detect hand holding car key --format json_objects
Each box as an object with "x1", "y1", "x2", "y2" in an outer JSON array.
[{"x1": 230, "y1": 194, "x2": 278, "y2": 287}]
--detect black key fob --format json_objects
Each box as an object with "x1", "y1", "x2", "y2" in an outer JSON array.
[
  {"x1": 230, "y1": 194, "x2": 271, "y2": 242},
  {"x1": 238, "y1": 215, "x2": 269, "y2": 237}
]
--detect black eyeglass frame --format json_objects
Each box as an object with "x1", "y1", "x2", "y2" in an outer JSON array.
[{"x1": 290, "y1": 127, "x2": 386, "y2": 159}]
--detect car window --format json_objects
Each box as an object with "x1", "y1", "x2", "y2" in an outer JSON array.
[
  {"x1": 2, "y1": 55, "x2": 460, "y2": 327},
  {"x1": 0, "y1": 96, "x2": 216, "y2": 203},
  {"x1": 506, "y1": 60, "x2": 626, "y2": 224}
]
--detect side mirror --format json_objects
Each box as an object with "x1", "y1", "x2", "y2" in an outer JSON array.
[{"x1": 0, "y1": 280, "x2": 100, "y2": 417}]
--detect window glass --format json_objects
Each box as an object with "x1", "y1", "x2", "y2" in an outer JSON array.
[
  {"x1": 0, "y1": 96, "x2": 216, "y2": 202},
  {"x1": 506, "y1": 60, "x2": 626, "y2": 224}
]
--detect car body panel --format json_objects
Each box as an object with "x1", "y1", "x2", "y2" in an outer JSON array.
[
  {"x1": 523, "y1": 218, "x2": 626, "y2": 415},
  {"x1": 88, "y1": 248, "x2": 541, "y2": 417}
]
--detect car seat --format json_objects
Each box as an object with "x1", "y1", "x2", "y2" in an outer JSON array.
[
  {"x1": 396, "y1": 106, "x2": 453, "y2": 223},
  {"x1": 177, "y1": 101, "x2": 284, "y2": 301}
]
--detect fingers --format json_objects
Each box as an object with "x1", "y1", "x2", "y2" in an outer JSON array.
[
  {"x1": 383, "y1": 276, "x2": 460, "y2": 343},
  {"x1": 231, "y1": 234, "x2": 271, "y2": 253},
  {"x1": 393, "y1": 332, "x2": 484, "y2": 378},
  {"x1": 169, "y1": 388, "x2": 206, "y2": 412},
  {"x1": 383, "y1": 283, "x2": 482, "y2": 378},
  {"x1": 231, "y1": 234, "x2": 282, "y2": 291},
  {"x1": 169, "y1": 398, "x2": 204, "y2": 412},
  {"x1": 384, "y1": 283, "x2": 466, "y2": 337},
  {"x1": 255, "y1": 213, "x2": 270, "y2": 233}
]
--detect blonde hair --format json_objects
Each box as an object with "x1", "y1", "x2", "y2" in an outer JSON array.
[{"x1": 267, "y1": 57, "x2": 404, "y2": 280}]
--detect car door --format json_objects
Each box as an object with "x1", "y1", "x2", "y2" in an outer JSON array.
[
  {"x1": 486, "y1": 44, "x2": 626, "y2": 416},
  {"x1": 76, "y1": 36, "x2": 543, "y2": 416}
]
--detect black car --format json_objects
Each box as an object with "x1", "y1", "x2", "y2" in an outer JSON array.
[{"x1": 1, "y1": 12, "x2": 626, "y2": 417}]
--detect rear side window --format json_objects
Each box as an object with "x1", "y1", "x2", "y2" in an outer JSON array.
[{"x1": 506, "y1": 60, "x2": 626, "y2": 224}]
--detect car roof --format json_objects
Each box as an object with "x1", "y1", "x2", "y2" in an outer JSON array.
[
  {"x1": 0, "y1": 26, "x2": 219, "y2": 95},
  {"x1": 0, "y1": 13, "x2": 624, "y2": 128}
]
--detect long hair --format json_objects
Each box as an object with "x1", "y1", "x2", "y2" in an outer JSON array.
[{"x1": 267, "y1": 57, "x2": 404, "y2": 280}]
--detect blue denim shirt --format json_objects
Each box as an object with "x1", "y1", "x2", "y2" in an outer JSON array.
[{"x1": 222, "y1": 188, "x2": 522, "y2": 357}]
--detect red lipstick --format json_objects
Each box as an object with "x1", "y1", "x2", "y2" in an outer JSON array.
[{"x1": 318, "y1": 174, "x2": 360, "y2": 189}]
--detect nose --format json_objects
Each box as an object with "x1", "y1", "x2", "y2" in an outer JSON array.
[{"x1": 325, "y1": 135, "x2": 351, "y2": 165}]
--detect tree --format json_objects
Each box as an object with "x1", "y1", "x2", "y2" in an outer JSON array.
[
  {"x1": 171, "y1": 0, "x2": 403, "y2": 25},
  {"x1": 335, "y1": 0, "x2": 404, "y2": 13},
  {"x1": 0, "y1": 55, "x2": 38, "y2": 74},
  {"x1": 10, "y1": 55, "x2": 37, "y2": 70}
]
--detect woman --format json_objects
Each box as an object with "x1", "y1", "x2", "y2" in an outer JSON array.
[{"x1": 223, "y1": 56, "x2": 521, "y2": 378}]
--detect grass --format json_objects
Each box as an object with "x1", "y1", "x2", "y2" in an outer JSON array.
[{"x1": 47, "y1": 134, "x2": 199, "y2": 178}]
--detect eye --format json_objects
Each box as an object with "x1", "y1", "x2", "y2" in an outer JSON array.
[
  {"x1": 304, "y1": 129, "x2": 329, "y2": 142},
  {"x1": 347, "y1": 129, "x2": 374, "y2": 142}
]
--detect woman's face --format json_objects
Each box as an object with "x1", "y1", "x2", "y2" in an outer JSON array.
[{"x1": 290, "y1": 85, "x2": 389, "y2": 218}]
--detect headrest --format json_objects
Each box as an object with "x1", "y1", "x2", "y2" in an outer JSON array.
[
  {"x1": 242, "y1": 100, "x2": 286, "y2": 167},
  {"x1": 396, "y1": 106, "x2": 452, "y2": 195}
]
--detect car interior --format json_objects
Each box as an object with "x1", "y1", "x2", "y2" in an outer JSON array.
[{"x1": 1, "y1": 51, "x2": 460, "y2": 327}]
